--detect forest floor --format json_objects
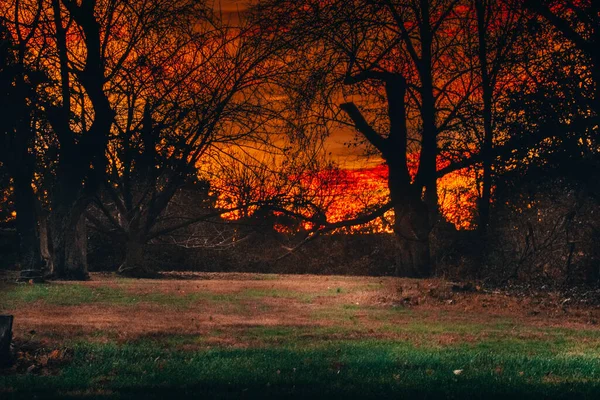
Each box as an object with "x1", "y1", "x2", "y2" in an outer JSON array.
[{"x1": 1, "y1": 272, "x2": 600, "y2": 399}]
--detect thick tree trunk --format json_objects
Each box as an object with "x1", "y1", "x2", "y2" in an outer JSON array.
[
  {"x1": 13, "y1": 172, "x2": 43, "y2": 282},
  {"x1": 389, "y1": 162, "x2": 432, "y2": 277},
  {"x1": 50, "y1": 207, "x2": 89, "y2": 280},
  {"x1": 0, "y1": 315, "x2": 13, "y2": 368},
  {"x1": 393, "y1": 198, "x2": 432, "y2": 278},
  {"x1": 66, "y1": 216, "x2": 88, "y2": 278},
  {"x1": 118, "y1": 238, "x2": 155, "y2": 278}
]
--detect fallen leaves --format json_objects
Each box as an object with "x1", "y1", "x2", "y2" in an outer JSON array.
[{"x1": 3, "y1": 340, "x2": 72, "y2": 376}]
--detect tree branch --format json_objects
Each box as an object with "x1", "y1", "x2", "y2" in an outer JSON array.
[{"x1": 339, "y1": 102, "x2": 388, "y2": 155}]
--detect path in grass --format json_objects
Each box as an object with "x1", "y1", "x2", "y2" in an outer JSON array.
[{"x1": 1, "y1": 272, "x2": 599, "y2": 398}]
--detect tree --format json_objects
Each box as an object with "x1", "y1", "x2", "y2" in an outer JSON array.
[
  {"x1": 489, "y1": 1, "x2": 599, "y2": 199},
  {"x1": 2, "y1": 0, "x2": 210, "y2": 279},
  {"x1": 84, "y1": 10, "x2": 297, "y2": 276},
  {"x1": 457, "y1": 0, "x2": 525, "y2": 235},
  {"x1": 0, "y1": 2, "x2": 47, "y2": 280},
  {"x1": 525, "y1": 0, "x2": 599, "y2": 117},
  {"x1": 251, "y1": 0, "x2": 480, "y2": 276}
]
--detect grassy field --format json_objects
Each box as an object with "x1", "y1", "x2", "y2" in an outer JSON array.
[{"x1": 1, "y1": 272, "x2": 599, "y2": 399}]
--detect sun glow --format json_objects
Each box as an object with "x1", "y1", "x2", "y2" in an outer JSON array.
[{"x1": 212, "y1": 158, "x2": 479, "y2": 233}]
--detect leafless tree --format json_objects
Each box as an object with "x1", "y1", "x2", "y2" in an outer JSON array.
[
  {"x1": 251, "y1": 0, "x2": 482, "y2": 276},
  {"x1": 2, "y1": 0, "x2": 219, "y2": 279},
  {"x1": 84, "y1": 9, "x2": 320, "y2": 276},
  {"x1": 0, "y1": 0, "x2": 49, "y2": 279}
]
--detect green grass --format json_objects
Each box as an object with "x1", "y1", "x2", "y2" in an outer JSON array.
[
  {"x1": 0, "y1": 283, "x2": 244, "y2": 310},
  {"x1": 0, "y1": 284, "x2": 138, "y2": 307},
  {"x1": 2, "y1": 278, "x2": 600, "y2": 398},
  {"x1": 0, "y1": 280, "x2": 372, "y2": 311},
  {"x1": 2, "y1": 340, "x2": 599, "y2": 399},
  {"x1": 0, "y1": 283, "x2": 340, "y2": 310}
]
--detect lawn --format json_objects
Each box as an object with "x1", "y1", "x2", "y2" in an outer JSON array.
[{"x1": 1, "y1": 272, "x2": 599, "y2": 399}]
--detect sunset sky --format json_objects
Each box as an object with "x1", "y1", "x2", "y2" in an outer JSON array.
[
  {"x1": 217, "y1": 0, "x2": 374, "y2": 168},
  {"x1": 212, "y1": 0, "x2": 480, "y2": 230}
]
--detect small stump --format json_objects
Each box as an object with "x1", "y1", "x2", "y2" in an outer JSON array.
[{"x1": 0, "y1": 315, "x2": 14, "y2": 367}]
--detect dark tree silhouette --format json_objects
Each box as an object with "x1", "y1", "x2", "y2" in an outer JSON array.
[
  {"x1": 0, "y1": 8, "x2": 46, "y2": 280},
  {"x1": 251, "y1": 0, "x2": 482, "y2": 276},
  {"x1": 525, "y1": 0, "x2": 599, "y2": 116}
]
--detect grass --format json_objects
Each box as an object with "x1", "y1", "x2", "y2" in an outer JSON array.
[
  {"x1": 2, "y1": 340, "x2": 599, "y2": 399},
  {"x1": 0, "y1": 283, "x2": 261, "y2": 310},
  {"x1": 0, "y1": 284, "x2": 137, "y2": 307},
  {"x1": 0, "y1": 282, "x2": 351, "y2": 310},
  {"x1": 1, "y1": 274, "x2": 600, "y2": 398}
]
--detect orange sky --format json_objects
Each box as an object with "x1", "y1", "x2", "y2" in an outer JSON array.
[
  {"x1": 213, "y1": 0, "x2": 480, "y2": 231},
  {"x1": 215, "y1": 1, "x2": 374, "y2": 167}
]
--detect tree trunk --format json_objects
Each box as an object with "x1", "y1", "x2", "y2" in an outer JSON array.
[
  {"x1": 420, "y1": 90, "x2": 439, "y2": 218},
  {"x1": 417, "y1": 0, "x2": 439, "y2": 220},
  {"x1": 118, "y1": 238, "x2": 155, "y2": 278},
  {"x1": 39, "y1": 214, "x2": 54, "y2": 274},
  {"x1": 13, "y1": 172, "x2": 43, "y2": 282},
  {"x1": 389, "y1": 158, "x2": 432, "y2": 277},
  {"x1": 50, "y1": 206, "x2": 89, "y2": 280},
  {"x1": 393, "y1": 199, "x2": 432, "y2": 278},
  {"x1": 66, "y1": 216, "x2": 88, "y2": 278},
  {"x1": 0, "y1": 315, "x2": 13, "y2": 368},
  {"x1": 476, "y1": 0, "x2": 494, "y2": 238}
]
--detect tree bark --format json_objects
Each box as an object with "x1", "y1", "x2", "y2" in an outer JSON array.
[
  {"x1": 387, "y1": 81, "x2": 433, "y2": 278},
  {"x1": 13, "y1": 175, "x2": 43, "y2": 282},
  {"x1": 0, "y1": 315, "x2": 13, "y2": 368},
  {"x1": 391, "y1": 184, "x2": 432, "y2": 278},
  {"x1": 50, "y1": 204, "x2": 89, "y2": 280},
  {"x1": 66, "y1": 215, "x2": 88, "y2": 278},
  {"x1": 416, "y1": 0, "x2": 439, "y2": 220},
  {"x1": 118, "y1": 237, "x2": 155, "y2": 278},
  {"x1": 39, "y1": 213, "x2": 54, "y2": 274},
  {"x1": 395, "y1": 233, "x2": 431, "y2": 278}
]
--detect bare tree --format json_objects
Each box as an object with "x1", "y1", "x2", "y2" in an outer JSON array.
[
  {"x1": 0, "y1": 1, "x2": 48, "y2": 280},
  {"x1": 1, "y1": 0, "x2": 211, "y2": 279},
  {"x1": 85, "y1": 10, "x2": 297, "y2": 276},
  {"x1": 457, "y1": 0, "x2": 525, "y2": 235},
  {"x1": 251, "y1": 0, "x2": 481, "y2": 276},
  {"x1": 524, "y1": 0, "x2": 599, "y2": 117}
]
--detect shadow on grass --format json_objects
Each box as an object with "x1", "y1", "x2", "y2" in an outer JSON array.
[
  {"x1": 2, "y1": 341, "x2": 599, "y2": 399},
  {"x1": 3, "y1": 374, "x2": 600, "y2": 399}
]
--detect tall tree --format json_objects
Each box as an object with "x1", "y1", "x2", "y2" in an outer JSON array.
[
  {"x1": 462, "y1": 0, "x2": 524, "y2": 235},
  {"x1": 525, "y1": 0, "x2": 599, "y2": 117},
  {"x1": 0, "y1": 1, "x2": 47, "y2": 280},
  {"x1": 2, "y1": 0, "x2": 207, "y2": 279},
  {"x1": 85, "y1": 10, "x2": 296, "y2": 276},
  {"x1": 251, "y1": 0, "x2": 476, "y2": 276}
]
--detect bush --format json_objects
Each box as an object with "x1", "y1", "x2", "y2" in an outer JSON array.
[{"x1": 483, "y1": 177, "x2": 599, "y2": 286}]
